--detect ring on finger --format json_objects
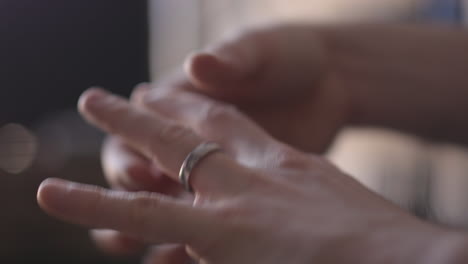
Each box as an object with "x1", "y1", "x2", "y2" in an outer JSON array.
[{"x1": 179, "y1": 142, "x2": 222, "y2": 192}]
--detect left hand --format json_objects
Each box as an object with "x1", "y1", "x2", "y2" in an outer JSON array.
[{"x1": 38, "y1": 89, "x2": 465, "y2": 264}]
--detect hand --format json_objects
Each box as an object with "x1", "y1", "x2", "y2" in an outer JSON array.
[
  {"x1": 90, "y1": 83, "x2": 193, "y2": 259},
  {"x1": 164, "y1": 24, "x2": 350, "y2": 152},
  {"x1": 37, "y1": 89, "x2": 465, "y2": 264},
  {"x1": 95, "y1": 24, "x2": 351, "y2": 259}
]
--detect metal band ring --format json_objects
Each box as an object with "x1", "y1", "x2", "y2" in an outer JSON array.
[{"x1": 179, "y1": 142, "x2": 221, "y2": 192}]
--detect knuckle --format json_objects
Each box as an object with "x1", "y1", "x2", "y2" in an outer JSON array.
[
  {"x1": 201, "y1": 103, "x2": 238, "y2": 124},
  {"x1": 275, "y1": 147, "x2": 312, "y2": 171},
  {"x1": 140, "y1": 94, "x2": 164, "y2": 109},
  {"x1": 151, "y1": 124, "x2": 192, "y2": 146}
]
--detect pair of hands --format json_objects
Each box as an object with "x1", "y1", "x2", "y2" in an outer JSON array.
[
  {"x1": 37, "y1": 25, "x2": 463, "y2": 264},
  {"x1": 96, "y1": 25, "x2": 349, "y2": 260}
]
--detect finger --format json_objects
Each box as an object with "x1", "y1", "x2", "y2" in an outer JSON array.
[
  {"x1": 79, "y1": 88, "x2": 249, "y2": 194},
  {"x1": 130, "y1": 82, "x2": 152, "y2": 104},
  {"x1": 102, "y1": 137, "x2": 184, "y2": 195},
  {"x1": 101, "y1": 83, "x2": 158, "y2": 191},
  {"x1": 37, "y1": 178, "x2": 216, "y2": 245},
  {"x1": 185, "y1": 31, "x2": 263, "y2": 90},
  {"x1": 186, "y1": 26, "x2": 325, "y2": 105},
  {"x1": 108, "y1": 83, "x2": 186, "y2": 195},
  {"x1": 143, "y1": 245, "x2": 192, "y2": 264},
  {"x1": 102, "y1": 136, "x2": 152, "y2": 191},
  {"x1": 90, "y1": 229, "x2": 146, "y2": 256},
  {"x1": 138, "y1": 92, "x2": 279, "y2": 165},
  {"x1": 131, "y1": 70, "x2": 194, "y2": 102}
]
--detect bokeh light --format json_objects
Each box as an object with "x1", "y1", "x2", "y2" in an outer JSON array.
[{"x1": 0, "y1": 123, "x2": 37, "y2": 174}]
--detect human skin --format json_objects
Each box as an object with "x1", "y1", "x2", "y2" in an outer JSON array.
[
  {"x1": 159, "y1": 24, "x2": 468, "y2": 146},
  {"x1": 38, "y1": 88, "x2": 468, "y2": 264},
  {"x1": 93, "y1": 23, "x2": 468, "y2": 261}
]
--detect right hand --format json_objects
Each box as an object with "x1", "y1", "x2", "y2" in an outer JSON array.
[
  {"x1": 38, "y1": 88, "x2": 461, "y2": 264},
  {"x1": 94, "y1": 24, "x2": 352, "y2": 261}
]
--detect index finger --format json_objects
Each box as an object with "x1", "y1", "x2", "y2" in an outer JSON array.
[
  {"x1": 37, "y1": 178, "x2": 216, "y2": 245},
  {"x1": 79, "y1": 88, "x2": 249, "y2": 195}
]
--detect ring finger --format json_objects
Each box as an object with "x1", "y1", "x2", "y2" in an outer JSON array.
[{"x1": 79, "y1": 88, "x2": 252, "y2": 196}]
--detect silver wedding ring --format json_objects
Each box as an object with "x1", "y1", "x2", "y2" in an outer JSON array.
[{"x1": 179, "y1": 142, "x2": 222, "y2": 192}]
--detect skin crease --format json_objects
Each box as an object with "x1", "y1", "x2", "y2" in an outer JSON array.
[
  {"x1": 39, "y1": 23, "x2": 468, "y2": 263},
  {"x1": 38, "y1": 89, "x2": 466, "y2": 264}
]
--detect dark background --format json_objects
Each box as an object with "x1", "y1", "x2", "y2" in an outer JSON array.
[
  {"x1": 0, "y1": 0, "x2": 149, "y2": 124},
  {"x1": 0, "y1": 1, "x2": 149, "y2": 263}
]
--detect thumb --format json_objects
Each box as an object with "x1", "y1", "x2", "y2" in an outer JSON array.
[{"x1": 185, "y1": 30, "x2": 265, "y2": 95}]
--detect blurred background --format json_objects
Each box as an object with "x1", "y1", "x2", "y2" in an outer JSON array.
[{"x1": 1, "y1": 0, "x2": 468, "y2": 263}]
